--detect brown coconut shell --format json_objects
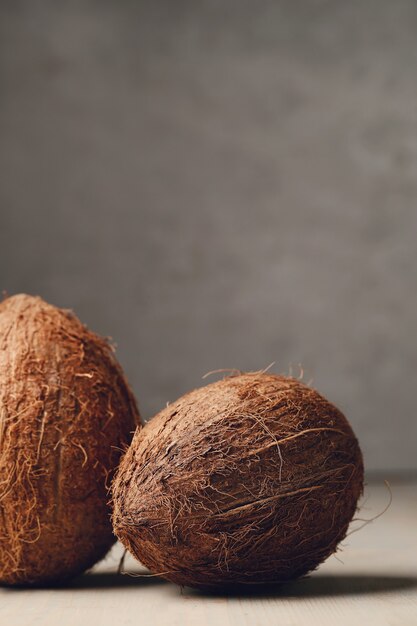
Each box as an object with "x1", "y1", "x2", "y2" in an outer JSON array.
[
  {"x1": 112, "y1": 373, "x2": 363, "y2": 589},
  {"x1": 0, "y1": 294, "x2": 140, "y2": 586}
]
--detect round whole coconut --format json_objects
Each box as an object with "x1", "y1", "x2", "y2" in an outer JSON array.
[
  {"x1": 112, "y1": 373, "x2": 363, "y2": 589},
  {"x1": 0, "y1": 294, "x2": 140, "y2": 586}
]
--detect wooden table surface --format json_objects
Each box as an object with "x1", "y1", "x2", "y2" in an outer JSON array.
[{"x1": 1, "y1": 481, "x2": 416, "y2": 626}]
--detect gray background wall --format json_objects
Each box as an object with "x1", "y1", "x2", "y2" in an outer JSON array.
[{"x1": 1, "y1": 1, "x2": 416, "y2": 473}]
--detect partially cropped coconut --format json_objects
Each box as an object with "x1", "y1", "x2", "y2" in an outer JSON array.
[
  {"x1": 0, "y1": 294, "x2": 140, "y2": 586},
  {"x1": 112, "y1": 373, "x2": 363, "y2": 589}
]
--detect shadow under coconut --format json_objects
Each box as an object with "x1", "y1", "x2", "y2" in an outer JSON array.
[
  {"x1": 67, "y1": 571, "x2": 168, "y2": 590},
  {"x1": 1, "y1": 571, "x2": 167, "y2": 591},
  {"x1": 3, "y1": 571, "x2": 415, "y2": 596},
  {"x1": 184, "y1": 574, "x2": 417, "y2": 599}
]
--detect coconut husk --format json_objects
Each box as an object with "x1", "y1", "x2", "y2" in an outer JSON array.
[
  {"x1": 112, "y1": 373, "x2": 363, "y2": 589},
  {"x1": 0, "y1": 294, "x2": 140, "y2": 585}
]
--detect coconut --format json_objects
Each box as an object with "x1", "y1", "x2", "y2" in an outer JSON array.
[
  {"x1": 112, "y1": 372, "x2": 363, "y2": 589},
  {"x1": 0, "y1": 294, "x2": 140, "y2": 586}
]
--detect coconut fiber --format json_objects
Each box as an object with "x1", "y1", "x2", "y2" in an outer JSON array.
[
  {"x1": 112, "y1": 373, "x2": 363, "y2": 589},
  {"x1": 0, "y1": 294, "x2": 140, "y2": 585}
]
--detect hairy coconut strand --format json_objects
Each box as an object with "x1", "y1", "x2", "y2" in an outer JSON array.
[
  {"x1": 0, "y1": 294, "x2": 140, "y2": 586},
  {"x1": 113, "y1": 373, "x2": 363, "y2": 589}
]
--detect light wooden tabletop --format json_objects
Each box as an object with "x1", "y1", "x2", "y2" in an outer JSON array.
[{"x1": 1, "y1": 481, "x2": 416, "y2": 626}]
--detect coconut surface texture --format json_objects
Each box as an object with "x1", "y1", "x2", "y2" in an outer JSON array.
[
  {"x1": 113, "y1": 373, "x2": 363, "y2": 589},
  {"x1": 0, "y1": 294, "x2": 140, "y2": 586}
]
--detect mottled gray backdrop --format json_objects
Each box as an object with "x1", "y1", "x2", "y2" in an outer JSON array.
[{"x1": 1, "y1": 1, "x2": 416, "y2": 473}]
